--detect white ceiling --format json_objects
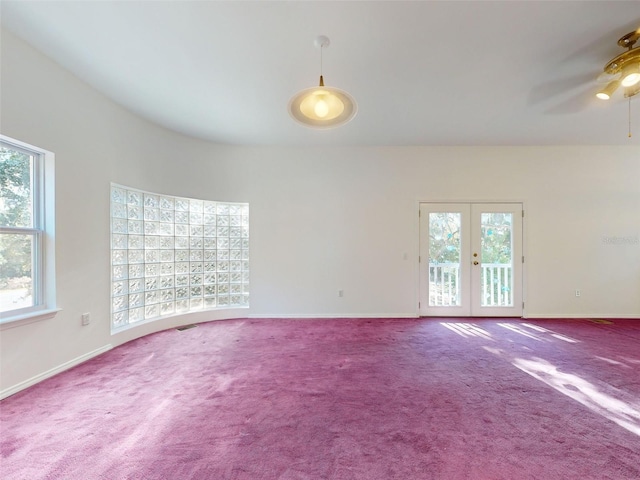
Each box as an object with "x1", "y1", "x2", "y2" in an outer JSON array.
[{"x1": 2, "y1": 1, "x2": 640, "y2": 146}]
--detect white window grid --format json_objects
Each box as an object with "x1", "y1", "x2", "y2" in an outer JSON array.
[{"x1": 110, "y1": 184, "x2": 249, "y2": 331}]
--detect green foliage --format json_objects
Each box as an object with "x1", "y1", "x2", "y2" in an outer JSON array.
[
  {"x1": 429, "y1": 213, "x2": 461, "y2": 264},
  {"x1": 1, "y1": 147, "x2": 32, "y2": 227},
  {"x1": 480, "y1": 213, "x2": 512, "y2": 264}
]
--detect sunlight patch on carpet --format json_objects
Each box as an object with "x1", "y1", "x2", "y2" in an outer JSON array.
[
  {"x1": 497, "y1": 323, "x2": 543, "y2": 341},
  {"x1": 440, "y1": 322, "x2": 493, "y2": 340},
  {"x1": 595, "y1": 356, "x2": 630, "y2": 368},
  {"x1": 521, "y1": 323, "x2": 579, "y2": 343},
  {"x1": 511, "y1": 357, "x2": 640, "y2": 437}
]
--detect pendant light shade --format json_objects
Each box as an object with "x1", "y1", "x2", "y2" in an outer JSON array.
[
  {"x1": 288, "y1": 36, "x2": 357, "y2": 129},
  {"x1": 289, "y1": 77, "x2": 357, "y2": 128}
]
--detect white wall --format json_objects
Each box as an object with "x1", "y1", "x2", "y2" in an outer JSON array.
[
  {"x1": 202, "y1": 145, "x2": 640, "y2": 319},
  {"x1": 1, "y1": 29, "x2": 639, "y2": 397}
]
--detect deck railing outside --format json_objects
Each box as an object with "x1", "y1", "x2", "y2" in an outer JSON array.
[
  {"x1": 481, "y1": 263, "x2": 512, "y2": 306},
  {"x1": 429, "y1": 263, "x2": 460, "y2": 306},
  {"x1": 429, "y1": 263, "x2": 512, "y2": 307}
]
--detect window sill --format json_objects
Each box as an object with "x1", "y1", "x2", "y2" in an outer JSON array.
[{"x1": 0, "y1": 307, "x2": 61, "y2": 330}]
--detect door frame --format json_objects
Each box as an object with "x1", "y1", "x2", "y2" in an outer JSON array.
[{"x1": 416, "y1": 200, "x2": 527, "y2": 318}]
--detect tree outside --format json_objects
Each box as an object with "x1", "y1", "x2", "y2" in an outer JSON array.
[
  {"x1": 428, "y1": 213, "x2": 461, "y2": 264},
  {"x1": 480, "y1": 213, "x2": 512, "y2": 264}
]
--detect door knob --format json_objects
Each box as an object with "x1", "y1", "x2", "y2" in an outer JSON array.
[
  {"x1": 473, "y1": 253, "x2": 478, "y2": 257},
  {"x1": 473, "y1": 261, "x2": 479, "y2": 265}
]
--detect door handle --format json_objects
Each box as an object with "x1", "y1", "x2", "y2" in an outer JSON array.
[{"x1": 473, "y1": 261, "x2": 479, "y2": 265}]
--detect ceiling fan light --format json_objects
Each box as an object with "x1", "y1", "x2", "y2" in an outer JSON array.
[
  {"x1": 620, "y1": 62, "x2": 640, "y2": 87},
  {"x1": 596, "y1": 79, "x2": 620, "y2": 100}
]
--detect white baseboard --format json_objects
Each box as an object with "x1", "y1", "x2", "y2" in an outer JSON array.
[
  {"x1": 248, "y1": 313, "x2": 419, "y2": 319},
  {"x1": 1, "y1": 344, "x2": 113, "y2": 400},
  {"x1": 526, "y1": 313, "x2": 640, "y2": 319},
  {"x1": 247, "y1": 313, "x2": 639, "y2": 321}
]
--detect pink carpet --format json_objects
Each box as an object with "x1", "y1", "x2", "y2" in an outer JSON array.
[{"x1": 1, "y1": 317, "x2": 639, "y2": 479}]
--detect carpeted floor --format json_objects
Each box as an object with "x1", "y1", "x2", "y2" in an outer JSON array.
[{"x1": 1, "y1": 317, "x2": 639, "y2": 479}]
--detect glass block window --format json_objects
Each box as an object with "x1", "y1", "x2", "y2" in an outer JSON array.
[{"x1": 110, "y1": 184, "x2": 249, "y2": 331}]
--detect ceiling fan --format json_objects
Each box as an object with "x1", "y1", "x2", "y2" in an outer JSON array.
[{"x1": 595, "y1": 28, "x2": 640, "y2": 101}]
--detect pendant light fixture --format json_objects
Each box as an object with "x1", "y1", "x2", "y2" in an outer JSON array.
[{"x1": 288, "y1": 35, "x2": 357, "y2": 129}]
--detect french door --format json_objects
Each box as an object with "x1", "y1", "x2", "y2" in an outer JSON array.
[{"x1": 419, "y1": 203, "x2": 523, "y2": 317}]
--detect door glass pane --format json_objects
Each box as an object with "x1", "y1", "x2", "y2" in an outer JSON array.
[
  {"x1": 480, "y1": 213, "x2": 513, "y2": 307},
  {"x1": 428, "y1": 212, "x2": 461, "y2": 306},
  {"x1": 0, "y1": 233, "x2": 34, "y2": 312}
]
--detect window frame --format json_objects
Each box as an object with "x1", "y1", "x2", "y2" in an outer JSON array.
[{"x1": 0, "y1": 135, "x2": 57, "y2": 326}]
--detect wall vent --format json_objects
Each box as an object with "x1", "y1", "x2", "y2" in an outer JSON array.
[
  {"x1": 176, "y1": 324, "x2": 198, "y2": 331},
  {"x1": 587, "y1": 319, "x2": 613, "y2": 325}
]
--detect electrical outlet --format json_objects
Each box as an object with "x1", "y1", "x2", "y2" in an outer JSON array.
[
  {"x1": 575, "y1": 290, "x2": 581, "y2": 297},
  {"x1": 338, "y1": 290, "x2": 344, "y2": 298},
  {"x1": 81, "y1": 313, "x2": 91, "y2": 325}
]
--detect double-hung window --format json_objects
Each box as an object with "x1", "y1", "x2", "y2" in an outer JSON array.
[{"x1": 0, "y1": 135, "x2": 55, "y2": 323}]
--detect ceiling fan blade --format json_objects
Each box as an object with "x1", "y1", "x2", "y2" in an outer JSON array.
[
  {"x1": 527, "y1": 72, "x2": 595, "y2": 107},
  {"x1": 543, "y1": 86, "x2": 596, "y2": 115},
  {"x1": 561, "y1": 18, "x2": 640, "y2": 64},
  {"x1": 595, "y1": 71, "x2": 622, "y2": 85}
]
